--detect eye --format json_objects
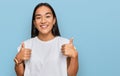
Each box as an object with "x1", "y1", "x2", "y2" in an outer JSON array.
[
  {"x1": 35, "y1": 16, "x2": 41, "y2": 19},
  {"x1": 46, "y1": 15, "x2": 51, "y2": 18}
]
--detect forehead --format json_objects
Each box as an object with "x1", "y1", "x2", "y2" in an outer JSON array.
[{"x1": 35, "y1": 6, "x2": 52, "y2": 15}]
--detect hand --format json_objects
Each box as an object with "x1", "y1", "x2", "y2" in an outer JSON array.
[
  {"x1": 16, "y1": 43, "x2": 31, "y2": 62},
  {"x1": 61, "y1": 38, "x2": 78, "y2": 58}
]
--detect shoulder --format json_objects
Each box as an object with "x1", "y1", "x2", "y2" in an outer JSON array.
[
  {"x1": 22, "y1": 37, "x2": 36, "y2": 49},
  {"x1": 17, "y1": 37, "x2": 36, "y2": 52},
  {"x1": 57, "y1": 36, "x2": 69, "y2": 45},
  {"x1": 24, "y1": 37, "x2": 36, "y2": 44}
]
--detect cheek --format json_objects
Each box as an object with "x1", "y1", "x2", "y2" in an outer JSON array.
[
  {"x1": 34, "y1": 21, "x2": 40, "y2": 27},
  {"x1": 34, "y1": 22, "x2": 39, "y2": 30},
  {"x1": 49, "y1": 22, "x2": 54, "y2": 29},
  {"x1": 34, "y1": 21, "x2": 37, "y2": 26},
  {"x1": 49, "y1": 19, "x2": 55, "y2": 26}
]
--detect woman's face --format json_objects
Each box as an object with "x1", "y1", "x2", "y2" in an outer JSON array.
[{"x1": 34, "y1": 6, "x2": 56, "y2": 35}]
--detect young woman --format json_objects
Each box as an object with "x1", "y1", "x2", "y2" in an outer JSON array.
[{"x1": 14, "y1": 3, "x2": 78, "y2": 76}]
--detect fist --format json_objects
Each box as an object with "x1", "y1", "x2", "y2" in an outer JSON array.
[
  {"x1": 16, "y1": 43, "x2": 31, "y2": 62},
  {"x1": 61, "y1": 38, "x2": 78, "y2": 58}
]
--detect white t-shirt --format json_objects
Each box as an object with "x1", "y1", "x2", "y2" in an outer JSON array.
[{"x1": 17, "y1": 36, "x2": 69, "y2": 76}]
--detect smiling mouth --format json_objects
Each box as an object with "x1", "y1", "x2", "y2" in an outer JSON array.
[{"x1": 40, "y1": 25, "x2": 48, "y2": 29}]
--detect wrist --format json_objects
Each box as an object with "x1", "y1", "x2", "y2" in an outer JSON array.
[
  {"x1": 71, "y1": 50, "x2": 78, "y2": 58},
  {"x1": 14, "y1": 57, "x2": 23, "y2": 65}
]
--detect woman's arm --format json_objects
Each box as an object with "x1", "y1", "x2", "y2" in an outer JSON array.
[
  {"x1": 14, "y1": 43, "x2": 31, "y2": 76},
  {"x1": 61, "y1": 38, "x2": 79, "y2": 76},
  {"x1": 67, "y1": 51, "x2": 79, "y2": 76},
  {"x1": 14, "y1": 61, "x2": 25, "y2": 76}
]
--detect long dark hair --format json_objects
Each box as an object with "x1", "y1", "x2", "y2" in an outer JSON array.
[{"x1": 31, "y1": 3, "x2": 60, "y2": 38}]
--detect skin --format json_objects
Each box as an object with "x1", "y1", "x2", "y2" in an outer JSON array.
[
  {"x1": 15, "y1": 6, "x2": 78, "y2": 76},
  {"x1": 61, "y1": 38, "x2": 79, "y2": 76}
]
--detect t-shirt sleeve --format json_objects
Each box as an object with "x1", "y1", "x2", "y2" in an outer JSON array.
[
  {"x1": 59, "y1": 37, "x2": 69, "y2": 46},
  {"x1": 17, "y1": 39, "x2": 32, "y2": 52}
]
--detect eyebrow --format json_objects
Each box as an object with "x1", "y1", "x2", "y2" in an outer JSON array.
[{"x1": 35, "y1": 12, "x2": 52, "y2": 17}]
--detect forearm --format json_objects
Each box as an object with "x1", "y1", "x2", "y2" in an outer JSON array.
[
  {"x1": 67, "y1": 52, "x2": 79, "y2": 76},
  {"x1": 15, "y1": 63, "x2": 25, "y2": 76}
]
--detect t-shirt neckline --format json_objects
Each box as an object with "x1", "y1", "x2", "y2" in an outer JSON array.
[{"x1": 35, "y1": 36, "x2": 59, "y2": 44}]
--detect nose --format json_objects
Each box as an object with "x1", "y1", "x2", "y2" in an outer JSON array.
[{"x1": 41, "y1": 17, "x2": 46, "y2": 24}]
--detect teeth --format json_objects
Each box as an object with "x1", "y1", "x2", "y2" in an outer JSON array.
[{"x1": 40, "y1": 25, "x2": 48, "y2": 28}]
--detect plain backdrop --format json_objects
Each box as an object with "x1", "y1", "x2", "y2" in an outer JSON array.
[{"x1": 0, "y1": 0, "x2": 120, "y2": 76}]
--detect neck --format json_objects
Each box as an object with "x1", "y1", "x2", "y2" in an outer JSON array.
[{"x1": 37, "y1": 33, "x2": 55, "y2": 41}]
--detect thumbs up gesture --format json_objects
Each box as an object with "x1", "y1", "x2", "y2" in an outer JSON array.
[
  {"x1": 15, "y1": 43, "x2": 31, "y2": 63},
  {"x1": 61, "y1": 38, "x2": 78, "y2": 58}
]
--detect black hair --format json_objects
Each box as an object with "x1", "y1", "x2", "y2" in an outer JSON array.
[{"x1": 31, "y1": 3, "x2": 60, "y2": 38}]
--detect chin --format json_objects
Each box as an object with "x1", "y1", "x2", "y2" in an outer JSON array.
[{"x1": 40, "y1": 31, "x2": 51, "y2": 35}]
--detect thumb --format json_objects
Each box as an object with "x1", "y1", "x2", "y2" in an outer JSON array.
[
  {"x1": 21, "y1": 42, "x2": 25, "y2": 48},
  {"x1": 69, "y1": 38, "x2": 73, "y2": 45}
]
